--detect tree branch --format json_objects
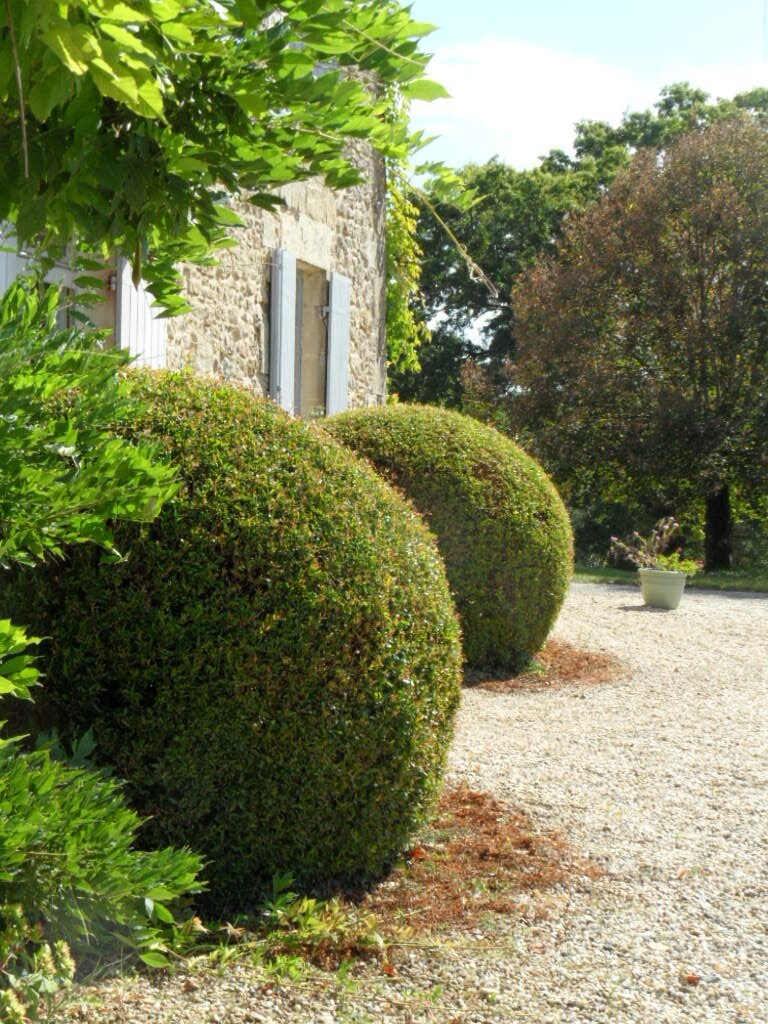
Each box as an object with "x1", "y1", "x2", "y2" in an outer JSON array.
[
  {"x1": 5, "y1": 0, "x2": 28, "y2": 178},
  {"x1": 413, "y1": 185, "x2": 501, "y2": 301}
]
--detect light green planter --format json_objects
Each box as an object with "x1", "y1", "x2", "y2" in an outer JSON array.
[{"x1": 638, "y1": 567, "x2": 687, "y2": 610}]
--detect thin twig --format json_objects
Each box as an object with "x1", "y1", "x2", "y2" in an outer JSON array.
[
  {"x1": 5, "y1": 0, "x2": 29, "y2": 178},
  {"x1": 412, "y1": 184, "x2": 501, "y2": 301},
  {"x1": 340, "y1": 17, "x2": 427, "y2": 71}
]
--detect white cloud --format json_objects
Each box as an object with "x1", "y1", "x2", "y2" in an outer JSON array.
[{"x1": 410, "y1": 37, "x2": 768, "y2": 170}]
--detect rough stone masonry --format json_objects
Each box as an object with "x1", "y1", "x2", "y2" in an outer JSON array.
[{"x1": 166, "y1": 141, "x2": 387, "y2": 410}]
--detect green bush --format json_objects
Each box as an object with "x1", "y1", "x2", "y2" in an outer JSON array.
[
  {"x1": 0, "y1": 283, "x2": 201, "y2": 1022},
  {"x1": 0, "y1": 736, "x2": 204, "y2": 1021},
  {"x1": 0, "y1": 624, "x2": 203, "y2": 1023},
  {"x1": 5, "y1": 374, "x2": 462, "y2": 909},
  {"x1": 326, "y1": 404, "x2": 573, "y2": 671}
]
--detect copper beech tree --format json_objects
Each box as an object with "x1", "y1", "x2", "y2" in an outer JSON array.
[{"x1": 511, "y1": 117, "x2": 768, "y2": 571}]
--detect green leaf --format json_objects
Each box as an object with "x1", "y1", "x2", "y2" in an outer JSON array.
[
  {"x1": 402, "y1": 79, "x2": 451, "y2": 103},
  {"x1": 100, "y1": 22, "x2": 157, "y2": 59},
  {"x1": 73, "y1": 274, "x2": 110, "y2": 291},
  {"x1": 0, "y1": 44, "x2": 16, "y2": 94},
  {"x1": 89, "y1": 62, "x2": 140, "y2": 106},
  {"x1": 160, "y1": 20, "x2": 194, "y2": 45},
  {"x1": 144, "y1": 884, "x2": 175, "y2": 900},
  {"x1": 136, "y1": 78, "x2": 165, "y2": 118},
  {"x1": 28, "y1": 66, "x2": 75, "y2": 121},
  {"x1": 0, "y1": 656, "x2": 32, "y2": 677},
  {"x1": 168, "y1": 155, "x2": 208, "y2": 173},
  {"x1": 41, "y1": 25, "x2": 102, "y2": 76},
  {"x1": 16, "y1": 197, "x2": 48, "y2": 241},
  {"x1": 140, "y1": 951, "x2": 171, "y2": 969},
  {"x1": 151, "y1": 0, "x2": 182, "y2": 19},
  {"x1": 152, "y1": 902, "x2": 175, "y2": 924},
  {"x1": 211, "y1": 204, "x2": 243, "y2": 227},
  {"x1": 92, "y1": 1, "x2": 151, "y2": 23},
  {"x1": 397, "y1": 21, "x2": 438, "y2": 39}
]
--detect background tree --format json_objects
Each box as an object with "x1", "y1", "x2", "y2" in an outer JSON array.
[
  {"x1": 561, "y1": 82, "x2": 768, "y2": 169},
  {"x1": 404, "y1": 83, "x2": 768, "y2": 409},
  {"x1": 510, "y1": 117, "x2": 768, "y2": 571},
  {"x1": 0, "y1": 0, "x2": 441, "y2": 311},
  {"x1": 392, "y1": 158, "x2": 600, "y2": 403}
]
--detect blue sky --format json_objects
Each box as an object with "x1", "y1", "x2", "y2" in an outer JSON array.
[{"x1": 408, "y1": 0, "x2": 768, "y2": 168}]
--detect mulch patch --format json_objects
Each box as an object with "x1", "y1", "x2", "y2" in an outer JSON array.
[
  {"x1": 212, "y1": 786, "x2": 602, "y2": 973},
  {"x1": 465, "y1": 637, "x2": 625, "y2": 694},
  {"x1": 362, "y1": 784, "x2": 601, "y2": 933}
]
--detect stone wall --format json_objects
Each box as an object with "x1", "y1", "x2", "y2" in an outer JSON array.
[{"x1": 165, "y1": 142, "x2": 387, "y2": 410}]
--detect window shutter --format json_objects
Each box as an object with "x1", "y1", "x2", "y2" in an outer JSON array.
[
  {"x1": 326, "y1": 272, "x2": 351, "y2": 415},
  {"x1": 0, "y1": 225, "x2": 26, "y2": 294},
  {"x1": 270, "y1": 249, "x2": 297, "y2": 412},
  {"x1": 116, "y1": 257, "x2": 167, "y2": 368}
]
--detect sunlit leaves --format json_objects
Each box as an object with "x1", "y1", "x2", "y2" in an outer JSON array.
[
  {"x1": 402, "y1": 78, "x2": 449, "y2": 102},
  {"x1": 0, "y1": 620, "x2": 41, "y2": 702},
  {"x1": 0, "y1": 277, "x2": 178, "y2": 569},
  {"x1": 0, "y1": 0, "x2": 439, "y2": 312}
]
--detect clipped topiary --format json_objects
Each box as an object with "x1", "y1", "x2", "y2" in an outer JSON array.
[
  {"x1": 326, "y1": 404, "x2": 573, "y2": 671},
  {"x1": 5, "y1": 374, "x2": 462, "y2": 909}
]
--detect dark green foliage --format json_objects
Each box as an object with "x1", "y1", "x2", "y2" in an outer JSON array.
[
  {"x1": 406, "y1": 159, "x2": 594, "y2": 402},
  {"x1": 389, "y1": 323, "x2": 469, "y2": 407},
  {"x1": 5, "y1": 374, "x2": 462, "y2": 910},
  {"x1": 326, "y1": 405, "x2": 573, "y2": 671}
]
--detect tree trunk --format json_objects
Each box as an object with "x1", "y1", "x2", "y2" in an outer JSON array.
[{"x1": 704, "y1": 484, "x2": 732, "y2": 572}]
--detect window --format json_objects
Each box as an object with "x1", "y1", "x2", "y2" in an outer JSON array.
[
  {"x1": 294, "y1": 262, "x2": 328, "y2": 418},
  {"x1": 270, "y1": 248, "x2": 350, "y2": 416}
]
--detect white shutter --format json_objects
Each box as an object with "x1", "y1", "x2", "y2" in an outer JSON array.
[
  {"x1": 0, "y1": 246, "x2": 21, "y2": 295},
  {"x1": 326, "y1": 271, "x2": 350, "y2": 415},
  {"x1": 270, "y1": 248, "x2": 297, "y2": 412},
  {"x1": 0, "y1": 225, "x2": 26, "y2": 294},
  {"x1": 116, "y1": 257, "x2": 167, "y2": 368}
]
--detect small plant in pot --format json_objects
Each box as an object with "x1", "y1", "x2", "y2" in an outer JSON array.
[{"x1": 608, "y1": 518, "x2": 699, "y2": 610}]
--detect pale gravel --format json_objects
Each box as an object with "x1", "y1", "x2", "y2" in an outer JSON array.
[{"x1": 61, "y1": 582, "x2": 768, "y2": 1024}]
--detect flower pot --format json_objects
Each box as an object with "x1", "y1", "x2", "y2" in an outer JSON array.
[{"x1": 638, "y1": 567, "x2": 687, "y2": 610}]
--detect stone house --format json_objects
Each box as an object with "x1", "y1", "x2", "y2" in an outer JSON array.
[{"x1": 0, "y1": 143, "x2": 387, "y2": 416}]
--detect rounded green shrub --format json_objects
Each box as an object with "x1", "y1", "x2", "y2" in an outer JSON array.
[
  {"x1": 5, "y1": 374, "x2": 462, "y2": 908},
  {"x1": 326, "y1": 404, "x2": 573, "y2": 671}
]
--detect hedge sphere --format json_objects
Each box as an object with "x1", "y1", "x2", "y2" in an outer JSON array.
[
  {"x1": 7, "y1": 375, "x2": 462, "y2": 908},
  {"x1": 326, "y1": 404, "x2": 573, "y2": 671}
]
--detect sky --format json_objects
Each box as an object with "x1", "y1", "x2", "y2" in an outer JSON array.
[{"x1": 407, "y1": 0, "x2": 768, "y2": 169}]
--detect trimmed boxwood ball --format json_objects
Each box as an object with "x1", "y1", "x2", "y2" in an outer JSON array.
[
  {"x1": 6, "y1": 374, "x2": 462, "y2": 909},
  {"x1": 326, "y1": 404, "x2": 573, "y2": 671}
]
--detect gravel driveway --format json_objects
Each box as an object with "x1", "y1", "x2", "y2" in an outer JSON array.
[{"x1": 63, "y1": 582, "x2": 768, "y2": 1024}]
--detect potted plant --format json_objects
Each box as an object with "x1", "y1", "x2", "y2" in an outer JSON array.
[{"x1": 608, "y1": 517, "x2": 699, "y2": 610}]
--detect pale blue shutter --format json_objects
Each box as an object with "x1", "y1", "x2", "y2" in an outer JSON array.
[
  {"x1": 116, "y1": 257, "x2": 167, "y2": 368},
  {"x1": 270, "y1": 249, "x2": 297, "y2": 412},
  {"x1": 326, "y1": 271, "x2": 350, "y2": 415},
  {"x1": 0, "y1": 226, "x2": 26, "y2": 294}
]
